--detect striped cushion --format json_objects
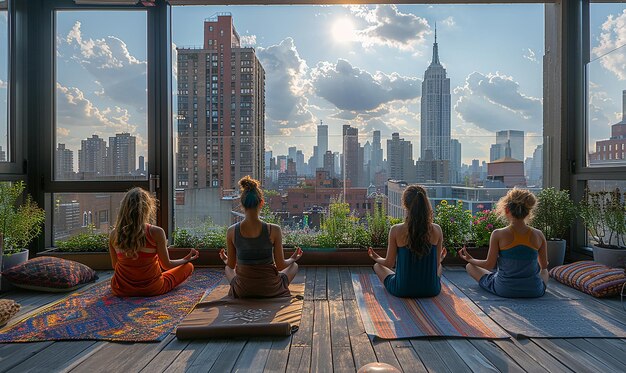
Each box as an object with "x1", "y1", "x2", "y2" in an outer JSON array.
[{"x1": 550, "y1": 261, "x2": 626, "y2": 298}]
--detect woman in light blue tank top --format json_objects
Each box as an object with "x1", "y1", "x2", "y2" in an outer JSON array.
[
  {"x1": 219, "y1": 176, "x2": 303, "y2": 298},
  {"x1": 368, "y1": 184, "x2": 446, "y2": 298},
  {"x1": 459, "y1": 188, "x2": 549, "y2": 298}
]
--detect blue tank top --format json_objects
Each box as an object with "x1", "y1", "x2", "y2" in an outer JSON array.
[
  {"x1": 384, "y1": 244, "x2": 441, "y2": 298},
  {"x1": 234, "y1": 222, "x2": 275, "y2": 265}
]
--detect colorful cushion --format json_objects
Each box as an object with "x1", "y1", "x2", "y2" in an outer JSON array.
[
  {"x1": 2, "y1": 257, "x2": 98, "y2": 292},
  {"x1": 0, "y1": 299, "x2": 20, "y2": 326},
  {"x1": 550, "y1": 261, "x2": 626, "y2": 298}
]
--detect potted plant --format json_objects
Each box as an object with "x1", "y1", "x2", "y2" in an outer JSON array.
[
  {"x1": 39, "y1": 225, "x2": 112, "y2": 270},
  {"x1": 0, "y1": 181, "x2": 46, "y2": 270},
  {"x1": 579, "y1": 187, "x2": 626, "y2": 268},
  {"x1": 433, "y1": 200, "x2": 472, "y2": 257},
  {"x1": 471, "y1": 209, "x2": 507, "y2": 247},
  {"x1": 531, "y1": 188, "x2": 577, "y2": 269}
]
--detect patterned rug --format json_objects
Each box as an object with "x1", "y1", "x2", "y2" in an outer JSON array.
[
  {"x1": 0, "y1": 269, "x2": 223, "y2": 342},
  {"x1": 352, "y1": 273, "x2": 509, "y2": 339}
]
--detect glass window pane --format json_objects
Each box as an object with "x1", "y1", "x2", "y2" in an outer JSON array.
[
  {"x1": 587, "y1": 3, "x2": 626, "y2": 167},
  {"x1": 172, "y1": 5, "x2": 543, "y2": 237},
  {"x1": 0, "y1": 8, "x2": 8, "y2": 162},
  {"x1": 53, "y1": 192, "x2": 125, "y2": 246},
  {"x1": 55, "y1": 11, "x2": 148, "y2": 180}
]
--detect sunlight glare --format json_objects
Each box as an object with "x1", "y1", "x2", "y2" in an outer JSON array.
[{"x1": 332, "y1": 18, "x2": 356, "y2": 43}]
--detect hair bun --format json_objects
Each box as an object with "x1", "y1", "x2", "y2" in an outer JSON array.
[{"x1": 239, "y1": 176, "x2": 258, "y2": 191}]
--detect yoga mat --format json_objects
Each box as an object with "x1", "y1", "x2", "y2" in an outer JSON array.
[
  {"x1": 351, "y1": 273, "x2": 509, "y2": 339},
  {"x1": 443, "y1": 268, "x2": 579, "y2": 301},
  {"x1": 176, "y1": 276, "x2": 305, "y2": 339},
  {"x1": 443, "y1": 269, "x2": 626, "y2": 338},
  {"x1": 0, "y1": 269, "x2": 223, "y2": 342}
]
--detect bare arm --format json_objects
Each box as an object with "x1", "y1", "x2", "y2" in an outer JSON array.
[
  {"x1": 272, "y1": 225, "x2": 302, "y2": 271},
  {"x1": 536, "y1": 230, "x2": 549, "y2": 269},
  {"x1": 460, "y1": 229, "x2": 499, "y2": 270},
  {"x1": 369, "y1": 225, "x2": 398, "y2": 268},
  {"x1": 224, "y1": 227, "x2": 237, "y2": 270},
  {"x1": 154, "y1": 226, "x2": 198, "y2": 270}
]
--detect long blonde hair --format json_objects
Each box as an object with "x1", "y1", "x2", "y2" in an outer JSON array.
[{"x1": 112, "y1": 187, "x2": 157, "y2": 259}]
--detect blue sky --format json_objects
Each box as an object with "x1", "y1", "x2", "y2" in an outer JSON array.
[{"x1": 35, "y1": 3, "x2": 626, "y2": 170}]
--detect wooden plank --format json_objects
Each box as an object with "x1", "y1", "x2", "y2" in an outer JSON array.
[
  {"x1": 6, "y1": 341, "x2": 97, "y2": 373},
  {"x1": 468, "y1": 339, "x2": 525, "y2": 373},
  {"x1": 447, "y1": 340, "x2": 499, "y2": 373},
  {"x1": 332, "y1": 347, "x2": 356, "y2": 373},
  {"x1": 139, "y1": 338, "x2": 190, "y2": 373},
  {"x1": 291, "y1": 301, "x2": 313, "y2": 347},
  {"x1": 314, "y1": 267, "x2": 327, "y2": 300},
  {"x1": 329, "y1": 300, "x2": 353, "y2": 372},
  {"x1": 551, "y1": 339, "x2": 620, "y2": 373},
  {"x1": 339, "y1": 267, "x2": 355, "y2": 300},
  {"x1": 181, "y1": 340, "x2": 228, "y2": 373},
  {"x1": 208, "y1": 339, "x2": 247, "y2": 373},
  {"x1": 584, "y1": 338, "x2": 626, "y2": 366},
  {"x1": 390, "y1": 340, "x2": 427, "y2": 373},
  {"x1": 285, "y1": 346, "x2": 311, "y2": 373},
  {"x1": 232, "y1": 338, "x2": 273, "y2": 372},
  {"x1": 548, "y1": 281, "x2": 626, "y2": 325},
  {"x1": 263, "y1": 336, "x2": 292, "y2": 373},
  {"x1": 510, "y1": 339, "x2": 572, "y2": 373},
  {"x1": 59, "y1": 342, "x2": 109, "y2": 373},
  {"x1": 532, "y1": 339, "x2": 606, "y2": 373},
  {"x1": 491, "y1": 340, "x2": 550, "y2": 373},
  {"x1": 311, "y1": 300, "x2": 332, "y2": 373},
  {"x1": 0, "y1": 342, "x2": 54, "y2": 371},
  {"x1": 71, "y1": 335, "x2": 175, "y2": 372},
  {"x1": 567, "y1": 339, "x2": 626, "y2": 372},
  {"x1": 304, "y1": 267, "x2": 316, "y2": 301},
  {"x1": 429, "y1": 340, "x2": 471, "y2": 373},
  {"x1": 343, "y1": 299, "x2": 377, "y2": 369},
  {"x1": 408, "y1": 340, "x2": 451, "y2": 373},
  {"x1": 605, "y1": 338, "x2": 626, "y2": 352},
  {"x1": 326, "y1": 267, "x2": 342, "y2": 301},
  {"x1": 371, "y1": 339, "x2": 402, "y2": 372}
]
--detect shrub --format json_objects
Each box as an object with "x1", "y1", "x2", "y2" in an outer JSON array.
[
  {"x1": 580, "y1": 187, "x2": 625, "y2": 248},
  {"x1": 531, "y1": 188, "x2": 577, "y2": 240},
  {"x1": 471, "y1": 210, "x2": 506, "y2": 247},
  {"x1": 434, "y1": 200, "x2": 472, "y2": 256},
  {"x1": 56, "y1": 225, "x2": 109, "y2": 252},
  {"x1": 0, "y1": 181, "x2": 46, "y2": 255}
]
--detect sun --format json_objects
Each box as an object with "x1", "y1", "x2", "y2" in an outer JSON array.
[{"x1": 332, "y1": 18, "x2": 356, "y2": 43}]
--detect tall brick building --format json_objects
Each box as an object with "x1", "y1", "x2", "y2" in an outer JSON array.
[{"x1": 176, "y1": 14, "x2": 265, "y2": 190}]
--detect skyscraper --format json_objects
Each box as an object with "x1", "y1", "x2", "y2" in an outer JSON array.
[
  {"x1": 108, "y1": 133, "x2": 136, "y2": 176},
  {"x1": 420, "y1": 27, "x2": 451, "y2": 161},
  {"x1": 316, "y1": 121, "x2": 328, "y2": 168},
  {"x1": 56, "y1": 143, "x2": 74, "y2": 179},
  {"x1": 342, "y1": 125, "x2": 362, "y2": 187},
  {"x1": 387, "y1": 133, "x2": 415, "y2": 182},
  {"x1": 78, "y1": 135, "x2": 107, "y2": 176},
  {"x1": 450, "y1": 139, "x2": 462, "y2": 184},
  {"x1": 0, "y1": 146, "x2": 5, "y2": 162},
  {"x1": 323, "y1": 150, "x2": 335, "y2": 178},
  {"x1": 176, "y1": 14, "x2": 265, "y2": 189},
  {"x1": 491, "y1": 130, "x2": 525, "y2": 161}
]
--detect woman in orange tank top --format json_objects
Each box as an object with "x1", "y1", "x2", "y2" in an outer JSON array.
[{"x1": 109, "y1": 187, "x2": 199, "y2": 297}]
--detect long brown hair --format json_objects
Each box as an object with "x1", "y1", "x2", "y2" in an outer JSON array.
[
  {"x1": 112, "y1": 187, "x2": 157, "y2": 259},
  {"x1": 239, "y1": 175, "x2": 264, "y2": 210},
  {"x1": 403, "y1": 184, "x2": 433, "y2": 257},
  {"x1": 496, "y1": 187, "x2": 537, "y2": 222}
]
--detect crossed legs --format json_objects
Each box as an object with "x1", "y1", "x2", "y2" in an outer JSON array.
[{"x1": 223, "y1": 262, "x2": 299, "y2": 284}]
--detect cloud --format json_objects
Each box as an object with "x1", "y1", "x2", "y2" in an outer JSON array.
[
  {"x1": 592, "y1": 9, "x2": 626, "y2": 80},
  {"x1": 256, "y1": 38, "x2": 315, "y2": 133},
  {"x1": 311, "y1": 59, "x2": 421, "y2": 112},
  {"x1": 60, "y1": 21, "x2": 148, "y2": 112},
  {"x1": 0, "y1": 80, "x2": 6, "y2": 89},
  {"x1": 350, "y1": 5, "x2": 431, "y2": 51},
  {"x1": 441, "y1": 16, "x2": 455, "y2": 27},
  {"x1": 57, "y1": 127, "x2": 70, "y2": 137},
  {"x1": 240, "y1": 35, "x2": 257, "y2": 46},
  {"x1": 523, "y1": 48, "x2": 539, "y2": 63},
  {"x1": 454, "y1": 72, "x2": 542, "y2": 133}
]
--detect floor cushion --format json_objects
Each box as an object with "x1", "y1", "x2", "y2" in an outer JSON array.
[
  {"x1": 2, "y1": 257, "x2": 98, "y2": 292},
  {"x1": 550, "y1": 261, "x2": 626, "y2": 298},
  {"x1": 0, "y1": 299, "x2": 20, "y2": 326}
]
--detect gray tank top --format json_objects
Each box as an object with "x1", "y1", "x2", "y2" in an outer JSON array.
[{"x1": 234, "y1": 222, "x2": 275, "y2": 265}]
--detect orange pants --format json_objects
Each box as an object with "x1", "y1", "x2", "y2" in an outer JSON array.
[
  {"x1": 111, "y1": 262, "x2": 195, "y2": 297},
  {"x1": 156, "y1": 262, "x2": 195, "y2": 295}
]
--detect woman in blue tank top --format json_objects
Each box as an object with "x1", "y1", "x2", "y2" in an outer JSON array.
[
  {"x1": 368, "y1": 184, "x2": 446, "y2": 298},
  {"x1": 459, "y1": 188, "x2": 549, "y2": 298},
  {"x1": 219, "y1": 176, "x2": 303, "y2": 298}
]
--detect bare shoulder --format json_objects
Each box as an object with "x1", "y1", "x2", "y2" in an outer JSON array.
[
  {"x1": 491, "y1": 227, "x2": 507, "y2": 238},
  {"x1": 149, "y1": 225, "x2": 166, "y2": 240},
  {"x1": 430, "y1": 223, "x2": 442, "y2": 234},
  {"x1": 530, "y1": 227, "x2": 546, "y2": 242},
  {"x1": 227, "y1": 224, "x2": 236, "y2": 236},
  {"x1": 268, "y1": 223, "x2": 282, "y2": 232}
]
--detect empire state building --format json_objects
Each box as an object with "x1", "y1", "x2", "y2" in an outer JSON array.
[{"x1": 420, "y1": 28, "x2": 451, "y2": 161}]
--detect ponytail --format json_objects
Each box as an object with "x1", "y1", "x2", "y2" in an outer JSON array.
[{"x1": 403, "y1": 185, "x2": 433, "y2": 257}]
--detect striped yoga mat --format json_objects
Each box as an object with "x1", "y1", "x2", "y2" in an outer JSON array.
[{"x1": 352, "y1": 273, "x2": 509, "y2": 339}]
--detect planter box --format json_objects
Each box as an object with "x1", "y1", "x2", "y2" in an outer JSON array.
[
  {"x1": 39, "y1": 246, "x2": 487, "y2": 270},
  {"x1": 592, "y1": 245, "x2": 626, "y2": 268},
  {"x1": 441, "y1": 246, "x2": 489, "y2": 266},
  {"x1": 2, "y1": 249, "x2": 29, "y2": 291}
]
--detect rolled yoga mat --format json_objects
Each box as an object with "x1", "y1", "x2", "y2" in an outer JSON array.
[{"x1": 176, "y1": 275, "x2": 304, "y2": 339}]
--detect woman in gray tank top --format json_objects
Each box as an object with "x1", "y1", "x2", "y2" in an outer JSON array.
[{"x1": 219, "y1": 176, "x2": 303, "y2": 298}]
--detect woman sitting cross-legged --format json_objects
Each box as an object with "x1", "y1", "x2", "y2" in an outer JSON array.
[
  {"x1": 109, "y1": 187, "x2": 199, "y2": 297},
  {"x1": 459, "y1": 188, "x2": 549, "y2": 298},
  {"x1": 219, "y1": 176, "x2": 303, "y2": 298},
  {"x1": 368, "y1": 184, "x2": 446, "y2": 298}
]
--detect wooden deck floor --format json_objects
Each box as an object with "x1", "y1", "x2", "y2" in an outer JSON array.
[{"x1": 1, "y1": 266, "x2": 625, "y2": 373}]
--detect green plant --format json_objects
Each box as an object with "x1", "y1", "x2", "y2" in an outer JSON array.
[
  {"x1": 531, "y1": 188, "x2": 577, "y2": 240},
  {"x1": 433, "y1": 200, "x2": 472, "y2": 256},
  {"x1": 283, "y1": 228, "x2": 320, "y2": 247},
  {"x1": 56, "y1": 225, "x2": 109, "y2": 252},
  {"x1": 471, "y1": 209, "x2": 506, "y2": 247},
  {"x1": 172, "y1": 222, "x2": 227, "y2": 249},
  {"x1": 0, "y1": 181, "x2": 46, "y2": 255},
  {"x1": 366, "y1": 199, "x2": 396, "y2": 247},
  {"x1": 579, "y1": 187, "x2": 626, "y2": 248},
  {"x1": 261, "y1": 204, "x2": 282, "y2": 225},
  {"x1": 318, "y1": 198, "x2": 371, "y2": 248}
]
